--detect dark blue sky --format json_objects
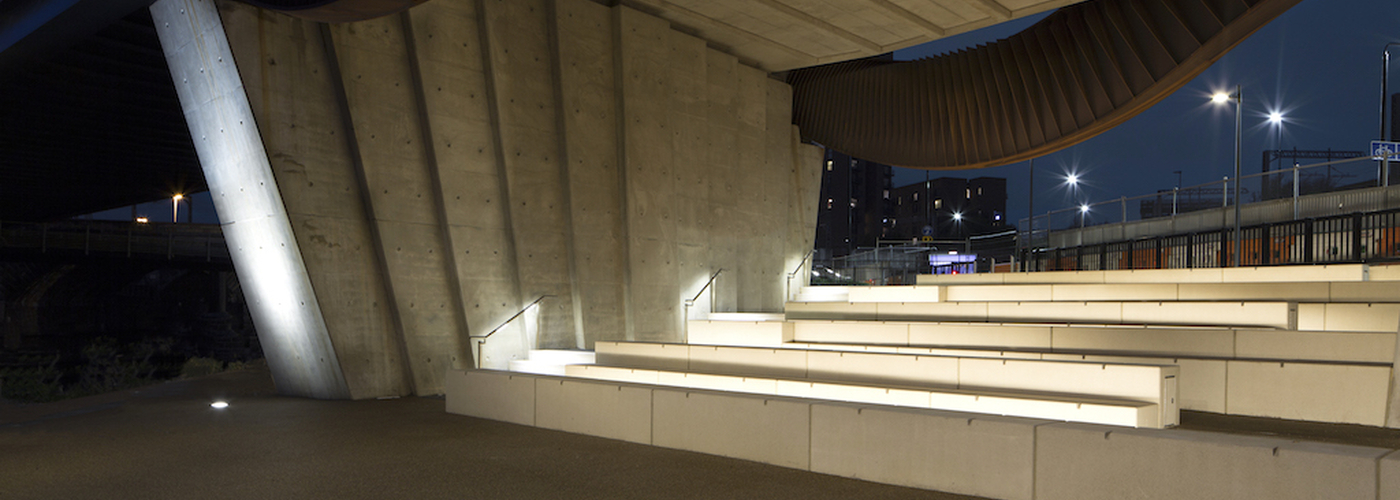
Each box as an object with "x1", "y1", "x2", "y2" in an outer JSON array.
[{"x1": 891, "y1": 0, "x2": 1400, "y2": 225}]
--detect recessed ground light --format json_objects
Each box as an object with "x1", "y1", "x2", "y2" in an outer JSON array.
[{"x1": 210, "y1": 401, "x2": 229, "y2": 409}]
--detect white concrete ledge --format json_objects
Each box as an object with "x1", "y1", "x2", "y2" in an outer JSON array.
[
  {"x1": 787, "y1": 320, "x2": 1394, "y2": 364},
  {"x1": 595, "y1": 340, "x2": 1178, "y2": 425},
  {"x1": 810, "y1": 404, "x2": 1042, "y2": 500},
  {"x1": 687, "y1": 319, "x2": 793, "y2": 347},
  {"x1": 567, "y1": 364, "x2": 1164, "y2": 428},
  {"x1": 788, "y1": 300, "x2": 1300, "y2": 329},
  {"x1": 1035, "y1": 423, "x2": 1389, "y2": 500},
  {"x1": 917, "y1": 264, "x2": 1377, "y2": 285}
]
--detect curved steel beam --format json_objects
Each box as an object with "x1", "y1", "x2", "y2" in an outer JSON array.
[
  {"x1": 239, "y1": 0, "x2": 426, "y2": 23},
  {"x1": 788, "y1": 0, "x2": 1304, "y2": 170}
]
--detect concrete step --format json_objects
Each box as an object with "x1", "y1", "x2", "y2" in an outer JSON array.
[
  {"x1": 787, "y1": 320, "x2": 1395, "y2": 364},
  {"x1": 785, "y1": 300, "x2": 1305, "y2": 329},
  {"x1": 564, "y1": 364, "x2": 1165, "y2": 428},
  {"x1": 916, "y1": 263, "x2": 1387, "y2": 285},
  {"x1": 593, "y1": 340, "x2": 1178, "y2": 427},
  {"x1": 707, "y1": 312, "x2": 786, "y2": 321},
  {"x1": 793, "y1": 286, "x2": 849, "y2": 302},
  {"x1": 506, "y1": 349, "x2": 595, "y2": 376}
]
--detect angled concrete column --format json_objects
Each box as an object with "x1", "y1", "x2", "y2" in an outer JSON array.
[{"x1": 151, "y1": 0, "x2": 350, "y2": 399}]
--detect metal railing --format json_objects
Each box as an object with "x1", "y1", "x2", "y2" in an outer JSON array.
[
  {"x1": 785, "y1": 250, "x2": 814, "y2": 301},
  {"x1": 1019, "y1": 207, "x2": 1400, "y2": 271},
  {"x1": 682, "y1": 269, "x2": 723, "y2": 343},
  {"x1": 0, "y1": 219, "x2": 229, "y2": 264},
  {"x1": 469, "y1": 294, "x2": 553, "y2": 369},
  {"x1": 1018, "y1": 155, "x2": 1386, "y2": 256}
]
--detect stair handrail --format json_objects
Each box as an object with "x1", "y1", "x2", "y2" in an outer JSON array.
[
  {"x1": 785, "y1": 249, "x2": 815, "y2": 300},
  {"x1": 684, "y1": 269, "x2": 724, "y2": 308},
  {"x1": 470, "y1": 294, "x2": 553, "y2": 369},
  {"x1": 682, "y1": 269, "x2": 723, "y2": 344}
]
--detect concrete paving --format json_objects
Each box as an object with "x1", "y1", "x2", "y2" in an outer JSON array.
[{"x1": 0, "y1": 363, "x2": 979, "y2": 500}]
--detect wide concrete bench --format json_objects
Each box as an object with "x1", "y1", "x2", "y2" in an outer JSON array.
[
  {"x1": 786, "y1": 300, "x2": 1302, "y2": 329},
  {"x1": 916, "y1": 263, "x2": 1385, "y2": 285},
  {"x1": 787, "y1": 320, "x2": 1395, "y2": 364},
  {"x1": 447, "y1": 369, "x2": 1389, "y2": 500},
  {"x1": 565, "y1": 364, "x2": 1167, "y2": 428},
  {"x1": 687, "y1": 319, "x2": 793, "y2": 346},
  {"x1": 593, "y1": 341, "x2": 1178, "y2": 427}
]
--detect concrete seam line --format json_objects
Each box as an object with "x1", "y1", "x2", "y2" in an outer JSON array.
[
  {"x1": 611, "y1": 4, "x2": 635, "y2": 342},
  {"x1": 399, "y1": 8, "x2": 473, "y2": 375},
  {"x1": 318, "y1": 21, "x2": 415, "y2": 396},
  {"x1": 545, "y1": 0, "x2": 587, "y2": 350},
  {"x1": 1377, "y1": 448, "x2": 1400, "y2": 500},
  {"x1": 473, "y1": 0, "x2": 528, "y2": 358}
]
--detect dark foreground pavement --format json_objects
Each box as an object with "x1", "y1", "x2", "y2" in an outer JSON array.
[{"x1": 0, "y1": 364, "x2": 981, "y2": 500}]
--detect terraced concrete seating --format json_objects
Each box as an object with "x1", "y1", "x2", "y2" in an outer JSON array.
[
  {"x1": 774, "y1": 320, "x2": 1392, "y2": 425},
  {"x1": 565, "y1": 364, "x2": 1166, "y2": 428},
  {"x1": 592, "y1": 340, "x2": 1179, "y2": 428},
  {"x1": 915, "y1": 263, "x2": 1399, "y2": 285}
]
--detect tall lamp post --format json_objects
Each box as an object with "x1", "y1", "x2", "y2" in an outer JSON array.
[
  {"x1": 1381, "y1": 43, "x2": 1400, "y2": 186},
  {"x1": 1213, "y1": 86, "x2": 1242, "y2": 267},
  {"x1": 172, "y1": 193, "x2": 184, "y2": 224}
]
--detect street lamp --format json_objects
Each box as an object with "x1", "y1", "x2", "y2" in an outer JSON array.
[
  {"x1": 1381, "y1": 43, "x2": 1400, "y2": 187},
  {"x1": 1212, "y1": 86, "x2": 1242, "y2": 267},
  {"x1": 172, "y1": 193, "x2": 184, "y2": 224},
  {"x1": 1079, "y1": 203, "x2": 1090, "y2": 229}
]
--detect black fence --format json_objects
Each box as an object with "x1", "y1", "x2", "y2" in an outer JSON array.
[{"x1": 1021, "y1": 208, "x2": 1400, "y2": 271}]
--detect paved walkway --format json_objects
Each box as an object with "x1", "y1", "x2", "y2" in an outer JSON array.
[
  {"x1": 0, "y1": 364, "x2": 978, "y2": 500},
  {"x1": 7, "y1": 363, "x2": 1398, "y2": 499}
]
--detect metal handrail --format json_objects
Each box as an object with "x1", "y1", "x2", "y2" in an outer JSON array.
[
  {"x1": 784, "y1": 250, "x2": 814, "y2": 300},
  {"x1": 470, "y1": 294, "x2": 553, "y2": 369},
  {"x1": 682, "y1": 269, "x2": 723, "y2": 344},
  {"x1": 685, "y1": 269, "x2": 723, "y2": 307}
]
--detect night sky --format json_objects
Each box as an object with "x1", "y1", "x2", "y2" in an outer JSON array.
[{"x1": 891, "y1": 0, "x2": 1400, "y2": 227}]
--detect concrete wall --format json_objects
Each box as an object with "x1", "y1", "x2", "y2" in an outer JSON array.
[{"x1": 161, "y1": 0, "x2": 820, "y2": 398}]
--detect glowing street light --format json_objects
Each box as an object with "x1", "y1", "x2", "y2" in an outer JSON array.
[
  {"x1": 952, "y1": 211, "x2": 963, "y2": 221},
  {"x1": 1079, "y1": 204, "x2": 1090, "y2": 229},
  {"x1": 210, "y1": 401, "x2": 229, "y2": 409},
  {"x1": 1065, "y1": 173, "x2": 1079, "y2": 187},
  {"x1": 172, "y1": 193, "x2": 185, "y2": 224},
  {"x1": 1211, "y1": 85, "x2": 1242, "y2": 267}
]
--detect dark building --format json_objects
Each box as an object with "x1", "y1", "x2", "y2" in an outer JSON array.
[
  {"x1": 889, "y1": 177, "x2": 1007, "y2": 240},
  {"x1": 814, "y1": 147, "x2": 1009, "y2": 258},
  {"x1": 814, "y1": 150, "x2": 893, "y2": 258}
]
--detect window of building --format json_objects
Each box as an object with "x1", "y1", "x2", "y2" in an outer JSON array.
[
  {"x1": 978, "y1": 187, "x2": 983, "y2": 195},
  {"x1": 965, "y1": 188, "x2": 971, "y2": 199},
  {"x1": 826, "y1": 198, "x2": 833, "y2": 209},
  {"x1": 849, "y1": 198, "x2": 857, "y2": 208},
  {"x1": 826, "y1": 160, "x2": 833, "y2": 171},
  {"x1": 913, "y1": 192, "x2": 918, "y2": 201},
  {"x1": 883, "y1": 189, "x2": 889, "y2": 199},
  {"x1": 934, "y1": 199, "x2": 942, "y2": 209}
]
